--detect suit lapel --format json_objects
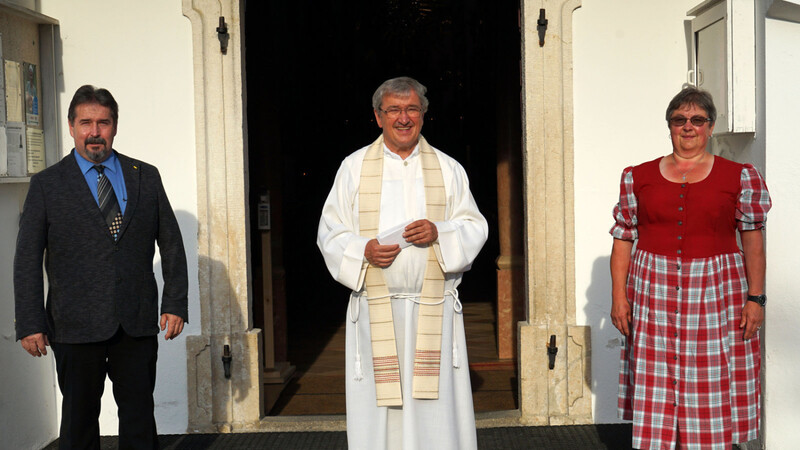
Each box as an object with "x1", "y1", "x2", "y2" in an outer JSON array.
[
  {"x1": 62, "y1": 151, "x2": 113, "y2": 237},
  {"x1": 117, "y1": 152, "x2": 140, "y2": 241}
]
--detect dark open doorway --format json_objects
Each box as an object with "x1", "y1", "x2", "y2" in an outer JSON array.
[{"x1": 244, "y1": 0, "x2": 522, "y2": 415}]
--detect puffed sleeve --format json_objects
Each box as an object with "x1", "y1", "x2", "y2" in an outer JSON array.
[
  {"x1": 736, "y1": 164, "x2": 771, "y2": 231},
  {"x1": 609, "y1": 166, "x2": 638, "y2": 241}
]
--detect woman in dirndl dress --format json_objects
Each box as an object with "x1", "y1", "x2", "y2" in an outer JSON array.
[{"x1": 609, "y1": 87, "x2": 771, "y2": 450}]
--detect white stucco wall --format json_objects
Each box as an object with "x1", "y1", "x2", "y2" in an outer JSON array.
[
  {"x1": 0, "y1": 2, "x2": 61, "y2": 450},
  {"x1": 573, "y1": 0, "x2": 701, "y2": 424},
  {"x1": 575, "y1": 1, "x2": 800, "y2": 446},
  {"x1": 0, "y1": 182, "x2": 60, "y2": 450},
  {"x1": 0, "y1": 1, "x2": 198, "y2": 445},
  {"x1": 764, "y1": 13, "x2": 800, "y2": 447}
]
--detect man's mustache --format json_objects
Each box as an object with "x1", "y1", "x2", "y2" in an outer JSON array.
[{"x1": 85, "y1": 137, "x2": 107, "y2": 146}]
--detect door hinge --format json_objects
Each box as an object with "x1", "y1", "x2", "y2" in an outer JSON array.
[
  {"x1": 217, "y1": 16, "x2": 230, "y2": 55},
  {"x1": 547, "y1": 334, "x2": 558, "y2": 369},
  {"x1": 537, "y1": 9, "x2": 548, "y2": 47}
]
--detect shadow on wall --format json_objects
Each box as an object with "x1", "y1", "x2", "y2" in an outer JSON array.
[
  {"x1": 149, "y1": 209, "x2": 200, "y2": 431},
  {"x1": 583, "y1": 255, "x2": 629, "y2": 427},
  {"x1": 188, "y1": 251, "x2": 256, "y2": 415}
]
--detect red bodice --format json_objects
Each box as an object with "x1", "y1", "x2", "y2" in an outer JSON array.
[{"x1": 632, "y1": 156, "x2": 744, "y2": 258}]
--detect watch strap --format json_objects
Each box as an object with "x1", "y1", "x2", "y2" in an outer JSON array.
[{"x1": 747, "y1": 294, "x2": 767, "y2": 307}]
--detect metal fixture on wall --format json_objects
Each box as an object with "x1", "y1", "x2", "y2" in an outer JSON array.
[
  {"x1": 547, "y1": 335, "x2": 558, "y2": 370},
  {"x1": 222, "y1": 344, "x2": 232, "y2": 379},
  {"x1": 217, "y1": 17, "x2": 229, "y2": 54},
  {"x1": 537, "y1": 9, "x2": 548, "y2": 47}
]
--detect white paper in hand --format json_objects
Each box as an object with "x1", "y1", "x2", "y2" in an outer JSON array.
[{"x1": 377, "y1": 220, "x2": 414, "y2": 249}]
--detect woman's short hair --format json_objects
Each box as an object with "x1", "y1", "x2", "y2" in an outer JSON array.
[
  {"x1": 372, "y1": 77, "x2": 429, "y2": 113},
  {"x1": 665, "y1": 86, "x2": 716, "y2": 123},
  {"x1": 68, "y1": 85, "x2": 119, "y2": 125}
]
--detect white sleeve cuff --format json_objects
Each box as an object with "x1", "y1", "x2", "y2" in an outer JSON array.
[{"x1": 339, "y1": 235, "x2": 370, "y2": 291}]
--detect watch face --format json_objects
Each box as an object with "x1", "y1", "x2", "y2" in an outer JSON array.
[{"x1": 749, "y1": 295, "x2": 767, "y2": 306}]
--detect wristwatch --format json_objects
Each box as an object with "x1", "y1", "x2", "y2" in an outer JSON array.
[{"x1": 747, "y1": 294, "x2": 767, "y2": 307}]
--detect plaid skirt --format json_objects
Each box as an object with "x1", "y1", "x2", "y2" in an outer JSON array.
[{"x1": 618, "y1": 248, "x2": 760, "y2": 450}]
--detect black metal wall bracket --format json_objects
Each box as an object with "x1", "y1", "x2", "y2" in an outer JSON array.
[
  {"x1": 222, "y1": 344, "x2": 232, "y2": 379},
  {"x1": 547, "y1": 335, "x2": 558, "y2": 370},
  {"x1": 217, "y1": 16, "x2": 229, "y2": 54},
  {"x1": 537, "y1": 9, "x2": 548, "y2": 47}
]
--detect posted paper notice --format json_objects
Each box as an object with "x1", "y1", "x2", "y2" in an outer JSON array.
[
  {"x1": 6, "y1": 122, "x2": 27, "y2": 177},
  {"x1": 4, "y1": 61, "x2": 23, "y2": 123},
  {"x1": 26, "y1": 127, "x2": 45, "y2": 174}
]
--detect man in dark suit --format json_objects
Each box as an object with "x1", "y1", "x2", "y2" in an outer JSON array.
[{"x1": 14, "y1": 85, "x2": 188, "y2": 450}]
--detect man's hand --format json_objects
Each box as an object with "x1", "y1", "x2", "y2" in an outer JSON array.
[
  {"x1": 160, "y1": 313, "x2": 185, "y2": 340},
  {"x1": 21, "y1": 333, "x2": 49, "y2": 357},
  {"x1": 740, "y1": 301, "x2": 764, "y2": 340},
  {"x1": 365, "y1": 239, "x2": 401, "y2": 268},
  {"x1": 402, "y1": 219, "x2": 438, "y2": 246}
]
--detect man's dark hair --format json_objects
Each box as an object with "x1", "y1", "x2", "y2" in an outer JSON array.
[{"x1": 68, "y1": 85, "x2": 119, "y2": 125}]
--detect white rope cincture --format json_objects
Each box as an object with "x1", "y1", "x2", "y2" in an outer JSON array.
[
  {"x1": 348, "y1": 296, "x2": 364, "y2": 381},
  {"x1": 446, "y1": 289, "x2": 462, "y2": 369},
  {"x1": 350, "y1": 288, "x2": 463, "y2": 380}
]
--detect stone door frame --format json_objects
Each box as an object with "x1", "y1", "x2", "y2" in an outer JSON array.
[{"x1": 182, "y1": 0, "x2": 591, "y2": 431}]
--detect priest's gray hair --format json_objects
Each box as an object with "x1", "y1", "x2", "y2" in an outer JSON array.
[{"x1": 372, "y1": 77, "x2": 429, "y2": 113}]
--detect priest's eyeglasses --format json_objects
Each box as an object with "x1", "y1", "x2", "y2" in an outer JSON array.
[
  {"x1": 668, "y1": 116, "x2": 712, "y2": 127},
  {"x1": 379, "y1": 106, "x2": 423, "y2": 118}
]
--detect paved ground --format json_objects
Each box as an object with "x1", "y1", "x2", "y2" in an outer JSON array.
[{"x1": 43, "y1": 424, "x2": 633, "y2": 449}]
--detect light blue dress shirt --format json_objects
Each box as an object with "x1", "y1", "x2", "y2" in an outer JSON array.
[{"x1": 74, "y1": 149, "x2": 128, "y2": 214}]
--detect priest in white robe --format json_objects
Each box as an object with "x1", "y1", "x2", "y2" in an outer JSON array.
[{"x1": 317, "y1": 77, "x2": 488, "y2": 450}]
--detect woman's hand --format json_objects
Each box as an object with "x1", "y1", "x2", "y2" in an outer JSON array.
[
  {"x1": 610, "y1": 239, "x2": 634, "y2": 336},
  {"x1": 740, "y1": 229, "x2": 766, "y2": 340},
  {"x1": 740, "y1": 301, "x2": 764, "y2": 340},
  {"x1": 611, "y1": 297, "x2": 632, "y2": 337}
]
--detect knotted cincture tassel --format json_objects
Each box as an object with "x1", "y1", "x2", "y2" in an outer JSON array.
[
  {"x1": 354, "y1": 353, "x2": 364, "y2": 381},
  {"x1": 350, "y1": 296, "x2": 364, "y2": 381},
  {"x1": 449, "y1": 289, "x2": 462, "y2": 369}
]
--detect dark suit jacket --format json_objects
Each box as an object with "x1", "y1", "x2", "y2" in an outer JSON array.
[{"x1": 14, "y1": 150, "x2": 188, "y2": 344}]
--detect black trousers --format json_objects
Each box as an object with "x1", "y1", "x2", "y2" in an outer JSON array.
[{"x1": 51, "y1": 327, "x2": 159, "y2": 450}]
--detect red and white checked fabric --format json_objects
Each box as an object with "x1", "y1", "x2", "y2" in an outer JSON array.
[{"x1": 611, "y1": 162, "x2": 771, "y2": 450}]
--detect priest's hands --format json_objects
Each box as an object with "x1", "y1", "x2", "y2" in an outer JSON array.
[
  {"x1": 365, "y1": 239, "x2": 401, "y2": 268},
  {"x1": 365, "y1": 220, "x2": 438, "y2": 268},
  {"x1": 403, "y1": 219, "x2": 438, "y2": 245}
]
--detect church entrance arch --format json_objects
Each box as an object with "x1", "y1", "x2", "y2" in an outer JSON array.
[{"x1": 243, "y1": 0, "x2": 524, "y2": 417}]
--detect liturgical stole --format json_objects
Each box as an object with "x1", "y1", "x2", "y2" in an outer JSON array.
[{"x1": 359, "y1": 135, "x2": 446, "y2": 406}]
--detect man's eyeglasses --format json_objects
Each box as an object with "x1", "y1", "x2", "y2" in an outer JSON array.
[
  {"x1": 378, "y1": 106, "x2": 423, "y2": 118},
  {"x1": 668, "y1": 116, "x2": 712, "y2": 127}
]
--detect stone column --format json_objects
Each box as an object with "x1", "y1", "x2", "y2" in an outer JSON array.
[
  {"x1": 518, "y1": 0, "x2": 592, "y2": 425},
  {"x1": 183, "y1": 0, "x2": 264, "y2": 432}
]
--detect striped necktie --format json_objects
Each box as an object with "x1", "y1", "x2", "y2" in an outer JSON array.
[{"x1": 93, "y1": 165, "x2": 123, "y2": 240}]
